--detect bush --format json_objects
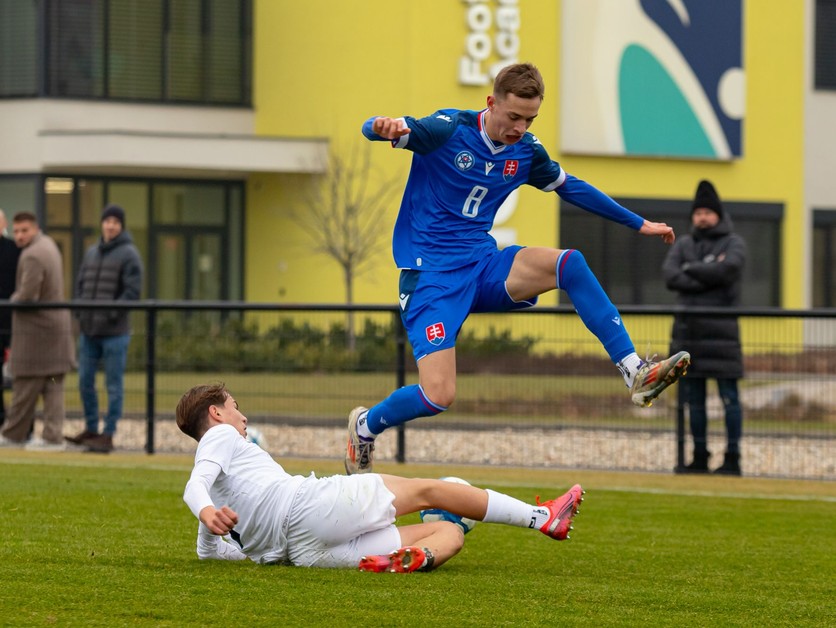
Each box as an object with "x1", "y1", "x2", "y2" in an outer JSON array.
[{"x1": 129, "y1": 315, "x2": 538, "y2": 373}]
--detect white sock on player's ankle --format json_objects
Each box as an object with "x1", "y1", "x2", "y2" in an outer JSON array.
[
  {"x1": 617, "y1": 352, "x2": 643, "y2": 387},
  {"x1": 483, "y1": 489, "x2": 549, "y2": 528},
  {"x1": 356, "y1": 411, "x2": 375, "y2": 440}
]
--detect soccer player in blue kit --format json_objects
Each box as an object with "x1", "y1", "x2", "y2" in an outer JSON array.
[{"x1": 345, "y1": 63, "x2": 690, "y2": 474}]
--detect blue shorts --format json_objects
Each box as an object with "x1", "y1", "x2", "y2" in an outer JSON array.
[{"x1": 398, "y1": 245, "x2": 537, "y2": 361}]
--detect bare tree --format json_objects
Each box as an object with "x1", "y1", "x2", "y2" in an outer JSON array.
[{"x1": 293, "y1": 142, "x2": 402, "y2": 349}]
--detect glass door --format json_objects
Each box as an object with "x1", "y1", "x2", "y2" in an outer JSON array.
[
  {"x1": 190, "y1": 233, "x2": 222, "y2": 301},
  {"x1": 153, "y1": 229, "x2": 224, "y2": 300}
]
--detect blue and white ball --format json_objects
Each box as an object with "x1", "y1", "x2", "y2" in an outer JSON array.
[
  {"x1": 246, "y1": 426, "x2": 267, "y2": 450},
  {"x1": 419, "y1": 476, "x2": 478, "y2": 534}
]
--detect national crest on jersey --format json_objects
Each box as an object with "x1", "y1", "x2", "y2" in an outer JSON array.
[
  {"x1": 503, "y1": 160, "x2": 519, "y2": 181},
  {"x1": 390, "y1": 108, "x2": 564, "y2": 271},
  {"x1": 455, "y1": 151, "x2": 475, "y2": 171}
]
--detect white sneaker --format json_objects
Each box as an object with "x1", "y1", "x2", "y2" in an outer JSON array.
[
  {"x1": 24, "y1": 437, "x2": 67, "y2": 452},
  {"x1": 344, "y1": 406, "x2": 374, "y2": 474},
  {"x1": 630, "y1": 351, "x2": 691, "y2": 407},
  {"x1": 0, "y1": 434, "x2": 25, "y2": 448}
]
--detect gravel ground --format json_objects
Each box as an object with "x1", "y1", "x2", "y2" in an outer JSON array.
[{"x1": 62, "y1": 417, "x2": 836, "y2": 481}]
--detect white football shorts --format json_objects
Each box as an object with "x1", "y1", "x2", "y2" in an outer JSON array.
[{"x1": 285, "y1": 473, "x2": 401, "y2": 568}]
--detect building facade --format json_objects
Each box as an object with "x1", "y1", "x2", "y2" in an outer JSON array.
[{"x1": 0, "y1": 0, "x2": 833, "y2": 309}]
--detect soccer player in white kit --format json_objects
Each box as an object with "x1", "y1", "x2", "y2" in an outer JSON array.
[{"x1": 178, "y1": 383, "x2": 585, "y2": 573}]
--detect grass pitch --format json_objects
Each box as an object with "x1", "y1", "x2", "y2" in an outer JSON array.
[{"x1": 1, "y1": 451, "x2": 834, "y2": 627}]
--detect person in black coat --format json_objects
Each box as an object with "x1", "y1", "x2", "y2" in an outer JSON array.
[
  {"x1": 0, "y1": 210, "x2": 21, "y2": 425},
  {"x1": 662, "y1": 181, "x2": 747, "y2": 475}
]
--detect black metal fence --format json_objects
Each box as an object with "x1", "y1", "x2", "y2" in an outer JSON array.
[{"x1": 2, "y1": 301, "x2": 835, "y2": 480}]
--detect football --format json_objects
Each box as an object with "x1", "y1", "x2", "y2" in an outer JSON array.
[
  {"x1": 419, "y1": 476, "x2": 478, "y2": 534},
  {"x1": 245, "y1": 426, "x2": 267, "y2": 450}
]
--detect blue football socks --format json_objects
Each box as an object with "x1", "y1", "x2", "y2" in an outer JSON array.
[
  {"x1": 364, "y1": 384, "x2": 446, "y2": 436},
  {"x1": 556, "y1": 249, "x2": 635, "y2": 365}
]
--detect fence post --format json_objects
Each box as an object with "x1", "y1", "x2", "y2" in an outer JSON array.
[
  {"x1": 674, "y1": 383, "x2": 686, "y2": 473},
  {"x1": 394, "y1": 310, "x2": 406, "y2": 463},
  {"x1": 145, "y1": 307, "x2": 156, "y2": 454}
]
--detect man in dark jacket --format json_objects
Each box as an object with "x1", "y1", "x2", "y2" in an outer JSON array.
[
  {"x1": 662, "y1": 181, "x2": 746, "y2": 475},
  {"x1": 0, "y1": 209, "x2": 21, "y2": 425},
  {"x1": 66, "y1": 205, "x2": 143, "y2": 453}
]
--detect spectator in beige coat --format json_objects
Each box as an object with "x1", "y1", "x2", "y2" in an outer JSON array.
[{"x1": 0, "y1": 212, "x2": 74, "y2": 451}]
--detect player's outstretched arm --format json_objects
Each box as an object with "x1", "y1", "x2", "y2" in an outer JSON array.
[
  {"x1": 362, "y1": 116, "x2": 411, "y2": 141},
  {"x1": 199, "y1": 505, "x2": 239, "y2": 536},
  {"x1": 639, "y1": 219, "x2": 676, "y2": 244}
]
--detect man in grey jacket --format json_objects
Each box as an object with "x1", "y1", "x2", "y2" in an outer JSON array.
[{"x1": 66, "y1": 205, "x2": 143, "y2": 453}]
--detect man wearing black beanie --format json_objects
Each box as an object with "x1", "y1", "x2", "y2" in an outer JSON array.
[
  {"x1": 100, "y1": 204, "x2": 126, "y2": 227},
  {"x1": 66, "y1": 204, "x2": 143, "y2": 453},
  {"x1": 662, "y1": 180, "x2": 747, "y2": 475}
]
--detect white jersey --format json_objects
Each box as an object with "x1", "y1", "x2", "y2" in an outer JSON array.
[{"x1": 183, "y1": 423, "x2": 306, "y2": 564}]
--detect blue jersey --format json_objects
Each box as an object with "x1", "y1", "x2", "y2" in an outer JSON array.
[{"x1": 363, "y1": 108, "x2": 644, "y2": 271}]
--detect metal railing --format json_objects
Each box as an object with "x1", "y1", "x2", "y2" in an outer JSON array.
[{"x1": 1, "y1": 300, "x2": 834, "y2": 480}]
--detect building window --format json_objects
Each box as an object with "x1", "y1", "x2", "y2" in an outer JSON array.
[
  {"x1": 815, "y1": 0, "x2": 836, "y2": 90},
  {"x1": 0, "y1": 176, "x2": 38, "y2": 220},
  {"x1": 37, "y1": 175, "x2": 244, "y2": 301},
  {"x1": 48, "y1": 0, "x2": 106, "y2": 97},
  {"x1": 560, "y1": 198, "x2": 782, "y2": 307},
  {"x1": 0, "y1": 0, "x2": 39, "y2": 97},
  {"x1": 813, "y1": 210, "x2": 836, "y2": 306},
  {"x1": 1, "y1": 0, "x2": 252, "y2": 104},
  {"x1": 108, "y1": 0, "x2": 165, "y2": 100}
]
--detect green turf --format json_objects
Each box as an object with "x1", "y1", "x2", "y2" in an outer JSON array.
[{"x1": 1, "y1": 452, "x2": 834, "y2": 627}]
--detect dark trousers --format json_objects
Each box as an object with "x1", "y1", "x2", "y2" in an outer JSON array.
[
  {"x1": 0, "y1": 332, "x2": 9, "y2": 424},
  {"x1": 682, "y1": 377, "x2": 743, "y2": 455}
]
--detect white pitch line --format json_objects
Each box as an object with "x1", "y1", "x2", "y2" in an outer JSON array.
[
  {"x1": 481, "y1": 479, "x2": 836, "y2": 503},
  {"x1": 3, "y1": 458, "x2": 835, "y2": 503},
  {"x1": 597, "y1": 485, "x2": 836, "y2": 503}
]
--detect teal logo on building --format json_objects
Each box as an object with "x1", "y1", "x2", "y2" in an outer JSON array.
[{"x1": 561, "y1": 0, "x2": 744, "y2": 160}]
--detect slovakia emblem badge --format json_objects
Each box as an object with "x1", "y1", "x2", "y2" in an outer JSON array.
[
  {"x1": 425, "y1": 322, "x2": 446, "y2": 346},
  {"x1": 503, "y1": 160, "x2": 519, "y2": 182}
]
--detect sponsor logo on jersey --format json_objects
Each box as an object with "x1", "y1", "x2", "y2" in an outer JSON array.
[
  {"x1": 436, "y1": 114, "x2": 452, "y2": 122},
  {"x1": 425, "y1": 322, "x2": 446, "y2": 346},
  {"x1": 455, "y1": 151, "x2": 475, "y2": 171},
  {"x1": 503, "y1": 160, "x2": 519, "y2": 181},
  {"x1": 399, "y1": 293, "x2": 410, "y2": 310},
  {"x1": 485, "y1": 162, "x2": 495, "y2": 175}
]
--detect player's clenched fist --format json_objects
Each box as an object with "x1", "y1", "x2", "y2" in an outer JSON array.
[
  {"x1": 372, "y1": 117, "x2": 411, "y2": 140},
  {"x1": 200, "y1": 505, "x2": 239, "y2": 535}
]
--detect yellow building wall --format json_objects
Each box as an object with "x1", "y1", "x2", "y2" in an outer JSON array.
[
  {"x1": 248, "y1": 0, "x2": 804, "y2": 316},
  {"x1": 249, "y1": 0, "x2": 560, "y2": 304}
]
